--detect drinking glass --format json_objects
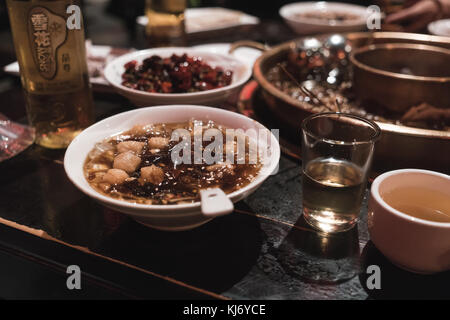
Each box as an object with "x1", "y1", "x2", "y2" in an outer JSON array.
[
  {"x1": 145, "y1": 0, "x2": 187, "y2": 47},
  {"x1": 301, "y1": 112, "x2": 381, "y2": 233}
]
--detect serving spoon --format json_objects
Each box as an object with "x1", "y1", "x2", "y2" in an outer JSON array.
[{"x1": 200, "y1": 188, "x2": 234, "y2": 217}]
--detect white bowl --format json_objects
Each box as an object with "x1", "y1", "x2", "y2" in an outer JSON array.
[
  {"x1": 428, "y1": 19, "x2": 450, "y2": 37},
  {"x1": 103, "y1": 47, "x2": 252, "y2": 107},
  {"x1": 279, "y1": 1, "x2": 369, "y2": 35},
  {"x1": 368, "y1": 169, "x2": 450, "y2": 274},
  {"x1": 64, "y1": 105, "x2": 280, "y2": 231}
]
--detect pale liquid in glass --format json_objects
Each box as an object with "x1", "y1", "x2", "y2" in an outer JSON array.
[{"x1": 302, "y1": 158, "x2": 366, "y2": 233}]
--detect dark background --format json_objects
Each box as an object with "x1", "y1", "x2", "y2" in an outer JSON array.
[
  {"x1": 0, "y1": 0, "x2": 374, "y2": 35},
  {"x1": 0, "y1": 0, "x2": 375, "y2": 79}
]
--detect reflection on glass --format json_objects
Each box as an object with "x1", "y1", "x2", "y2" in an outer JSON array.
[
  {"x1": 278, "y1": 215, "x2": 361, "y2": 284},
  {"x1": 0, "y1": 113, "x2": 35, "y2": 162}
]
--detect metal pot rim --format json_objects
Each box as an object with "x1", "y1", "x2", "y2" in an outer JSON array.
[
  {"x1": 349, "y1": 43, "x2": 450, "y2": 82},
  {"x1": 252, "y1": 32, "x2": 450, "y2": 140}
]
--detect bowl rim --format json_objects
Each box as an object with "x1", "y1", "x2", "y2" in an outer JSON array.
[
  {"x1": 428, "y1": 18, "x2": 450, "y2": 37},
  {"x1": 301, "y1": 112, "x2": 381, "y2": 145},
  {"x1": 350, "y1": 43, "x2": 450, "y2": 82},
  {"x1": 370, "y1": 169, "x2": 450, "y2": 228},
  {"x1": 279, "y1": 1, "x2": 368, "y2": 27},
  {"x1": 64, "y1": 105, "x2": 280, "y2": 214},
  {"x1": 103, "y1": 47, "x2": 252, "y2": 98}
]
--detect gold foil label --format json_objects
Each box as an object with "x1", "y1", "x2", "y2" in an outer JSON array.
[{"x1": 28, "y1": 7, "x2": 67, "y2": 80}]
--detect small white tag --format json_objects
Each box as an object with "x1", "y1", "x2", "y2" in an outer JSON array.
[{"x1": 200, "y1": 188, "x2": 234, "y2": 217}]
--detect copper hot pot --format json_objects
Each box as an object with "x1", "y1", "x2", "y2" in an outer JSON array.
[
  {"x1": 231, "y1": 32, "x2": 450, "y2": 173},
  {"x1": 350, "y1": 43, "x2": 450, "y2": 113}
]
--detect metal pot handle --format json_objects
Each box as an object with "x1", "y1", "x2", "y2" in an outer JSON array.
[{"x1": 228, "y1": 40, "x2": 270, "y2": 54}]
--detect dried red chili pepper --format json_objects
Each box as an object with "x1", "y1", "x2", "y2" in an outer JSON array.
[{"x1": 121, "y1": 54, "x2": 233, "y2": 93}]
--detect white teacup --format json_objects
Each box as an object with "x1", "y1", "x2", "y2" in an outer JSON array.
[{"x1": 368, "y1": 169, "x2": 450, "y2": 274}]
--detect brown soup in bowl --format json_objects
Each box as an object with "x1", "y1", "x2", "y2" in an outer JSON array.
[{"x1": 84, "y1": 120, "x2": 261, "y2": 205}]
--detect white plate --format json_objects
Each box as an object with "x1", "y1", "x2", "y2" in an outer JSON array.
[
  {"x1": 279, "y1": 1, "x2": 369, "y2": 35},
  {"x1": 136, "y1": 7, "x2": 259, "y2": 34},
  {"x1": 428, "y1": 19, "x2": 450, "y2": 37},
  {"x1": 192, "y1": 43, "x2": 262, "y2": 69}
]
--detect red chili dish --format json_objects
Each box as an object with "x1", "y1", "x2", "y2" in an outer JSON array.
[{"x1": 121, "y1": 54, "x2": 233, "y2": 93}]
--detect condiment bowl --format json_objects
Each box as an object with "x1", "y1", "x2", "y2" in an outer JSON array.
[
  {"x1": 428, "y1": 19, "x2": 450, "y2": 37},
  {"x1": 279, "y1": 2, "x2": 369, "y2": 35},
  {"x1": 64, "y1": 105, "x2": 280, "y2": 231},
  {"x1": 103, "y1": 47, "x2": 252, "y2": 106},
  {"x1": 368, "y1": 169, "x2": 450, "y2": 274}
]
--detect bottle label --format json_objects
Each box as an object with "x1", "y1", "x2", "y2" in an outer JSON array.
[
  {"x1": 5, "y1": 0, "x2": 89, "y2": 95},
  {"x1": 28, "y1": 6, "x2": 67, "y2": 80}
]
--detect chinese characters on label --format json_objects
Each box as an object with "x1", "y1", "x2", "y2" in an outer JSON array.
[{"x1": 31, "y1": 12, "x2": 52, "y2": 73}]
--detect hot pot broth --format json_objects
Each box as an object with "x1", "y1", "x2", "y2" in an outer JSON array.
[
  {"x1": 84, "y1": 120, "x2": 262, "y2": 205},
  {"x1": 293, "y1": 11, "x2": 361, "y2": 23}
]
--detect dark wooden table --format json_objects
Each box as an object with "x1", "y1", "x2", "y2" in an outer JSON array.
[{"x1": 0, "y1": 2, "x2": 448, "y2": 300}]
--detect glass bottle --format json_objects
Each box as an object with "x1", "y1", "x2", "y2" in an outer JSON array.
[{"x1": 6, "y1": 0, "x2": 94, "y2": 149}]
